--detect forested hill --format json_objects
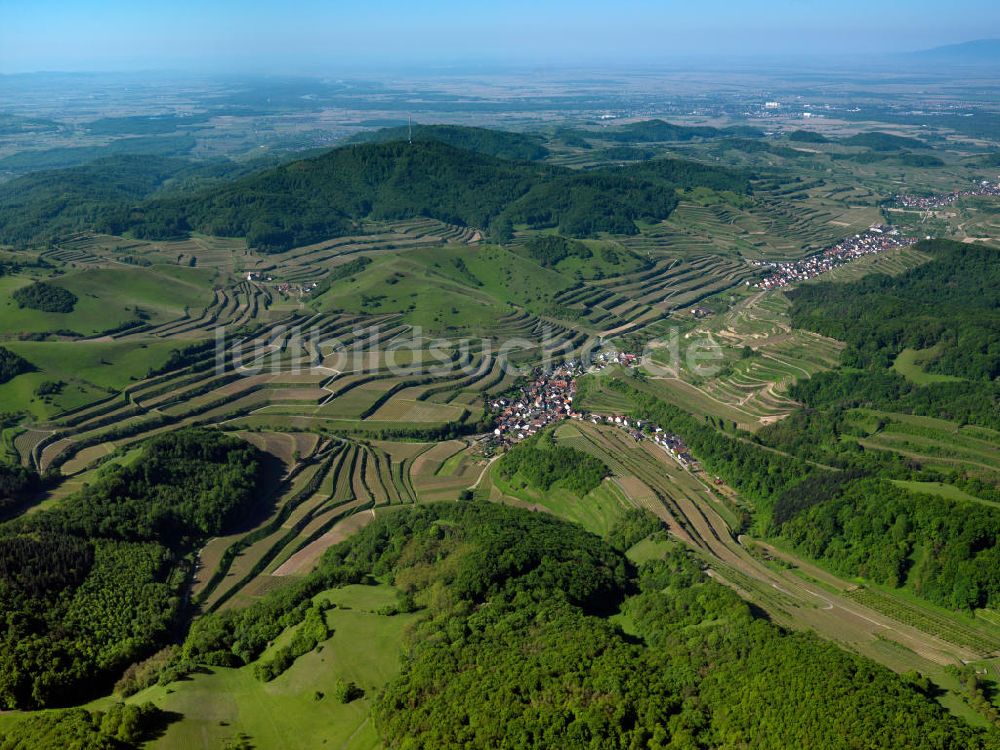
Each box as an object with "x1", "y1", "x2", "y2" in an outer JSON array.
[
  {"x1": 565, "y1": 118, "x2": 765, "y2": 143},
  {"x1": 787, "y1": 239, "x2": 1000, "y2": 380},
  {"x1": 0, "y1": 430, "x2": 264, "y2": 709},
  {"x1": 347, "y1": 123, "x2": 550, "y2": 160},
  {"x1": 98, "y1": 140, "x2": 750, "y2": 252},
  {"x1": 179, "y1": 503, "x2": 995, "y2": 749},
  {"x1": 0, "y1": 152, "x2": 295, "y2": 248},
  {"x1": 0, "y1": 155, "x2": 186, "y2": 247}
]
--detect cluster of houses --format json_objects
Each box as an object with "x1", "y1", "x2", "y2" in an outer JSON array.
[
  {"x1": 593, "y1": 350, "x2": 640, "y2": 368},
  {"x1": 487, "y1": 359, "x2": 700, "y2": 471},
  {"x1": 489, "y1": 362, "x2": 583, "y2": 444},
  {"x1": 892, "y1": 180, "x2": 1000, "y2": 211},
  {"x1": 754, "y1": 225, "x2": 915, "y2": 290}
]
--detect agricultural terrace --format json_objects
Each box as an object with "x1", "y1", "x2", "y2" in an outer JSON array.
[
  {"x1": 533, "y1": 421, "x2": 1000, "y2": 678},
  {"x1": 3, "y1": 191, "x2": 996, "y2": 729}
]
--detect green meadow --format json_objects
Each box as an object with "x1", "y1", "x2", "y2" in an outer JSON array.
[
  {"x1": 0, "y1": 266, "x2": 216, "y2": 335},
  {"x1": 311, "y1": 244, "x2": 576, "y2": 330},
  {"x1": 893, "y1": 347, "x2": 966, "y2": 385},
  {"x1": 92, "y1": 584, "x2": 417, "y2": 750},
  {"x1": 0, "y1": 339, "x2": 180, "y2": 418}
]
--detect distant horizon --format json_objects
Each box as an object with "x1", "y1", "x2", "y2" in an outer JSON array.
[
  {"x1": 1, "y1": 42, "x2": 998, "y2": 79},
  {"x1": 2, "y1": 0, "x2": 998, "y2": 74}
]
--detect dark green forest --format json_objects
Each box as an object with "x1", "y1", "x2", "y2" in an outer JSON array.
[
  {"x1": 776, "y1": 477, "x2": 1000, "y2": 609},
  {"x1": 514, "y1": 235, "x2": 593, "y2": 267},
  {"x1": 790, "y1": 368, "x2": 1000, "y2": 430},
  {"x1": 12, "y1": 281, "x2": 77, "y2": 313},
  {"x1": 105, "y1": 141, "x2": 745, "y2": 251},
  {"x1": 788, "y1": 240, "x2": 1000, "y2": 380},
  {"x1": 179, "y1": 503, "x2": 997, "y2": 749},
  {"x1": 0, "y1": 347, "x2": 33, "y2": 386},
  {"x1": 0, "y1": 701, "x2": 164, "y2": 749},
  {"x1": 785, "y1": 239, "x2": 1000, "y2": 429},
  {"x1": 348, "y1": 123, "x2": 550, "y2": 161},
  {"x1": 0, "y1": 430, "x2": 263, "y2": 709},
  {"x1": 497, "y1": 429, "x2": 609, "y2": 495},
  {"x1": 0, "y1": 153, "x2": 298, "y2": 247},
  {"x1": 0, "y1": 462, "x2": 37, "y2": 515},
  {"x1": 0, "y1": 137, "x2": 750, "y2": 252}
]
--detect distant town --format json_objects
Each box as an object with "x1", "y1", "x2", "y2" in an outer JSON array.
[
  {"x1": 891, "y1": 180, "x2": 1000, "y2": 211},
  {"x1": 754, "y1": 224, "x2": 915, "y2": 290}
]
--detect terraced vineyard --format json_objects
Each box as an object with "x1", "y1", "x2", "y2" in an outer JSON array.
[
  {"x1": 45, "y1": 232, "x2": 253, "y2": 273},
  {"x1": 620, "y1": 191, "x2": 880, "y2": 262},
  {"x1": 6, "y1": 175, "x2": 996, "y2": 735},
  {"x1": 192, "y1": 435, "x2": 428, "y2": 612},
  {"x1": 843, "y1": 587, "x2": 1000, "y2": 657},
  {"x1": 17, "y1": 312, "x2": 501, "y2": 471},
  {"x1": 536, "y1": 422, "x2": 995, "y2": 673},
  {"x1": 260, "y1": 218, "x2": 481, "y2": 286},
  {"x1": 850, "y1": 410, "x2": 1000, "y2": 484},
  {"x1": 635, "y1": 290, "x2": 843, "y2": 429}
]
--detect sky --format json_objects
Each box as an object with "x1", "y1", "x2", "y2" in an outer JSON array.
[{"x1": 1, "y1": 0, "x2": 999, "y2": 73}]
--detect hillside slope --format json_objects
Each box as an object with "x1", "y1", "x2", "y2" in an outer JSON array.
[
  {"x1": 348, "y1": 123, "x2": 550, "y2": 160},
  {"x1": 99, "y1": 140, "x2": 749, "y2": 251}
]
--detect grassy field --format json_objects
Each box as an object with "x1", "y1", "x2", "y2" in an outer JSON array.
[
  {"x1": 491, "y1": 466, "x2": 633, "y2": 538},
  {"x1": 0, "y1": 339, "x2": 180, "y2": 419},
  {"x1": 0, "y1": 266, "x2": 216, "y2": 335},
  {"x1": 891, "y1": 480, "x2": 999, "y2": 507},
  {"x1": 310, "y1": 246, "x2": 517, "y2": 330},
  {"x1": 626, "y1": 537, "x2": 676, "y2": 564},
  {"x1": 95, "y1": 584, "x2": 418, "y2": 750},
  {"x1": 893, "y1": 347, "x2": 966, "y2": 385}
]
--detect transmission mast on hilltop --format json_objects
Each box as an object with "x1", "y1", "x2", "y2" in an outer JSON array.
[{"x1": 408, "y1": 114, "x2": 412, "y2": 144}]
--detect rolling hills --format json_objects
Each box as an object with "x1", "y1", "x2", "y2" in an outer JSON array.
[
  {"x1": 0, "y1": 132, "x2": 751, "y2": 252},
  {"x1": 1, "y1": 110, "x2": 1000, "y2": 748}
]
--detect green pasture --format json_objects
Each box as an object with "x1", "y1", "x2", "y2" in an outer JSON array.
[
  {"x1": 101, "y1": 584, "x2": 416, "y2": 750},
  {"x1": 0, "y1": 266, "x2": 215, "y2": 335},
  {"x1": 492, "y1": 464, "x2": 631, "y2": 538},
  {"x1": 893, "y1": 347, "x2": 966, "y2": 385},
  {"x1": 0, "y1": 339, "x2": 179, "y2": 418}
]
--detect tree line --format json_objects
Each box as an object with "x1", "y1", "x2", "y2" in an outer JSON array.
[
  {"x1": 496, "y1": 429, "x2": 609, "y2": 496},
  {"x1": 0, "y1": 429, "x2": 264, "y2": 709},
  {"x1": 182, "y1": 502, "x2": 999, "y2": 748}
]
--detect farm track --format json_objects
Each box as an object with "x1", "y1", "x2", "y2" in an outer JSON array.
[
  {"x1": 190, "y1": 434, "x2": 425, "y2": 602},
  {"x1": 567, "y1": 421, "x2": 993, "y2": 668}
]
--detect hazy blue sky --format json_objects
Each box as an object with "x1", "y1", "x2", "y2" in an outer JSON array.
[{"x1": 2, "y1": 0, "x2": 999, "y2": 72}]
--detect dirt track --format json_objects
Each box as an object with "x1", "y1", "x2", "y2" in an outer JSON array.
[{"x1": 574, "y1": 422, "x2": 983, "y2": 669}]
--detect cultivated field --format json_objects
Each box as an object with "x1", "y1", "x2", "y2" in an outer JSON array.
[{"x1": 547, "y1": 421, "x2": 1000, "y2": 679}]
